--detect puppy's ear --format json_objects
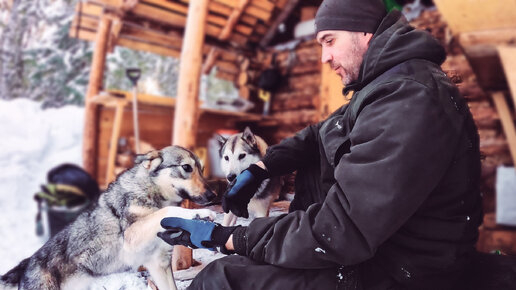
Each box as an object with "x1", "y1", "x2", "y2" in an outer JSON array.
[
  {"x1": 215, "y1": 134, "x2": 227, "y2": 149},
  {"x1": 242, "y1": 126, "x2": 257, "y2": 146},
  {"x1": 135, "y1": 150, "x2": 162, "y2": 171}
]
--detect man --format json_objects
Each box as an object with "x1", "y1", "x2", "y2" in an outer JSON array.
[{"x1": 159, "y1": 0, "x2": 484, "y2": 288}]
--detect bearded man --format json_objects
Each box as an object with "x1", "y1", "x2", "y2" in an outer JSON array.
[{"x1": 159, "y1": 0, "x2": 489, "y2": 289}]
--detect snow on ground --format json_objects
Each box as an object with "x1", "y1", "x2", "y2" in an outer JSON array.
[
  {"x1": 0, "y1": 98, "x2": 84, "y2": 274},
  {"x1": 0, "y1": 99, "x2": 285, "y2": 289}
]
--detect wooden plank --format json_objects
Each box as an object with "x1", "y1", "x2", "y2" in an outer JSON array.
[
  {"x1": 172, "y1": 0, "x2": 210, "y2": 271},
  {"x1": 459, "y1": 28, "x2": 516, "y2": 48},
  {"x1": 249, "y1": 0, "x2": 275, "y2": 12},
  {"x1": 72, "y1": 26, "x2": 182, "y2": 57},
  {"x1": 244, "y1": 4, "x2": 271, "y2": 21},
  {"x1": 463, "y1": 45, "x2": 507, "y2": 91},
  {"x1": 218, "y1": 0, "x2": 250, "y2": 41},
  {"x1": 434, "y1": 0, "x2": 516, "y2": 34},
  {"x1": 498, "y1": 46, "x2": 516, "y2": 115},
  {"x1": 122, "y1": 25, "x2": 183, "y2": 50},
  {"x1": 84, "y1": 15, "x2": 112, "y2": 178},
  {"x1": 78, "y1": 1, "x2": 103, "y2": 17},
  {"x1": 106, "y1": 100, "x2": 127, "y2": 184},
  {"x1": 213, "y1": 0, "x2": 238, "y2": 8},
  {"x1": 106, "y1": 90, "x2": 176, "y2": 107},
  {"x1": 492, "y1": 92, "x2": 516, "y2": 168},
  {"x1": 117, "y1": 37, "x2": 181, "y2": 57},
  {"x1": 181, "y1": 0, "x2": 232, "y2": 16},
  {"x1": 240, "y1": 14, "x2": 258, "y2": 26}
]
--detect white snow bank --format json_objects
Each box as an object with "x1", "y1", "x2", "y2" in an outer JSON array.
[{"x1": 0, "y1": 98, "x2": 84, "y2": 273}]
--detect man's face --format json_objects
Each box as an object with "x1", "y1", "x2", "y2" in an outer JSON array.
[{"x1": 316, "y1": 30, "x2": 370, "y2": 86}]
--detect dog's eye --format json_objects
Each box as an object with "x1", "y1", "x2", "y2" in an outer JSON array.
[
  {"x1": 224, "y1": 156, "x2": 229, "y2": 161},
  {"x1": 238, "y1": 153, "x2": 246, "y2": 160},
  {"x1": 182, "y1": 164, "x2": 193, "y2": 173}
]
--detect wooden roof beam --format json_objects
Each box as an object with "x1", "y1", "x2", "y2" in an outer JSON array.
[{"x1": 219, "y1": 0, "x2": 250, "y2": 41}]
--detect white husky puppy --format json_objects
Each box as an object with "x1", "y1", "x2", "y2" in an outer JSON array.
[{"x1": 217, "y1": 127, "x2": 282, "y2": 226}]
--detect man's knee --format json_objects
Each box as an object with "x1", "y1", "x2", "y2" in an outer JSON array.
[{"x1": 188, "y1": 255, "x2": 258, "y2": 290}]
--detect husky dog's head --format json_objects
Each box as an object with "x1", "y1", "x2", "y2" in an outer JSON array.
[
  {"x1": 217, "y1": 127, "x2": 267, "y2": 182},
  {"x1": 134, "y1": 146, "x2": 216, "y2": 205}
]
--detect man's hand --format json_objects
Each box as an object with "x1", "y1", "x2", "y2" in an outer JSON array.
[
  {"x1": 158, "y1": 217, "x2": 239, "y2": 252},
  {"x1": 222, "y1": 164, "x2": 270, "y2": 218}
]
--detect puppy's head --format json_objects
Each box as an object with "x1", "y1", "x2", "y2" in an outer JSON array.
[
  {"x1": 219, "y1": 127, "x2": 262, "y2": 183},
  {"x1": 135, "y1": 146, "x2": 216, "y2": 205}
]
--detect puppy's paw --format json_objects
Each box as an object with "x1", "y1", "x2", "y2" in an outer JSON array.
[
  {"x1": 165, "y1": 207, "x2": 216, "y2": 221},
  {"x1": 190, "y1": 209, "x2": 217, "y2": 222}
]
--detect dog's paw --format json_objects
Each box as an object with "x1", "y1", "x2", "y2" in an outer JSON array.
[
  {"x1": 189, "y1": 209, "x2": 217, "y2": 222},
  {"x1": 165, "y1": 207, "x2": 216, "y2": 221}
]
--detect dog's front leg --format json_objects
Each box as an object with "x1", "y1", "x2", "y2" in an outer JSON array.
[
  {"x1": 144, "y1": 247, "x2": 177, "y2": 290},
  {"x1": 222, "y1": 212, "x2": 238, "y2": 226},
  {"x1": 123, "y1": 206, "x2": 172, "y2": 254}
]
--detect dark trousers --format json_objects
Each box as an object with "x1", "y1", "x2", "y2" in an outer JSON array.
[{"x1": 187, "y1": 255, "x2": 340, "y2": 290}]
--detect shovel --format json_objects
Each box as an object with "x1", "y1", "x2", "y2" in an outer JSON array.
[{"x1": 126, "y1": 68, "x2": 142, "y2": 154}]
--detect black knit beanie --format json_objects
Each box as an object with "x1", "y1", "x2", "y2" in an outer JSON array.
[{"x1": 315, "y1": 0, "x2": 387, "y2": 34}]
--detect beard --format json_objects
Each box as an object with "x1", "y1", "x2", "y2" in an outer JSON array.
[{"x1": 332, "y1": 34, "x2": 367, "y2": 86}]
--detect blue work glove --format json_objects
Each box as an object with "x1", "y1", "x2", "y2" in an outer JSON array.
[
  {"x1": 222, "y1": 164, "x2": 270, "y2": 218},
  {"x1": 158, "y1": 217, "x2": 238, "y2": 252}
]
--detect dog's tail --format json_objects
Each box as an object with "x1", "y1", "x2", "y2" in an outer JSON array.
[{"x1": 0, "y1": 258, "x2": 29, "y2": 289}]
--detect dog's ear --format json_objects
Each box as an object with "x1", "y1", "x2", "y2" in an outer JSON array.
[
  {"x1": 135, "y1": 150, "x2": 163, "y2": 171},
  {"x1": 242, "y1": 126, "x2": 257, "y2": 146},
  {"x1": 215, "y1": 134, "x2": 227, "y2": 148}
]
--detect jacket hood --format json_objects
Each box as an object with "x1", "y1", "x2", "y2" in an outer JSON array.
[{"x1": 344, "y1": 10, "x2": 446, "y2": 94}]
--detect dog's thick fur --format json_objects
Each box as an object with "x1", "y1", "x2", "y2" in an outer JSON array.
[
  {"x1": 217, "y1": 127, "x2": 281, "y2": 226},
  {"x1": 0, "y1": 146, "x2": 216, "y2": 290}
]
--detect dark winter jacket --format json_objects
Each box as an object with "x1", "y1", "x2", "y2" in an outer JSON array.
[{"x1": 231, "y1": 10, "x2": 482, "y2": 288}]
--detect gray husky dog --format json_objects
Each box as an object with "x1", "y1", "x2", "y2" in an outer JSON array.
[
  {"x1": 0, "y1": 146, "x2": 217, "y2": 290},
  {"x1": 217, "y1": 127, "x2": 281, "y2": 226}
]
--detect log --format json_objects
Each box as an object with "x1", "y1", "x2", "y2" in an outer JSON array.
[
  {"x1": 172, "y1": 0, "x2": 209, "y2": 271},
  {"x1": 237, "y1": 71, "x2": 248, "y2": 87},
  {"x1": 83, "y1": 15, "x2": 112, "y2": 178},
  {"x1": 218, "y1": 0, "x2": 250, "y2": 41},
  {"x1": 202, "y1": 47, "x2": 220, "y2": 74},
  {"x1": 238, "y1": 86, "x2": 250, "y2": 99}
]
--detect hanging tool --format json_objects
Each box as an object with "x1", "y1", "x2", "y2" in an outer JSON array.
[
  {"x1": 258, "y1": 53, "x2": 282, "y2": 116},
  {"x1": 126, "y1": 68, "x2": 142, "y2": 154}
]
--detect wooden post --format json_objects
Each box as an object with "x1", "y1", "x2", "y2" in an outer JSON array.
[
  {"x1": 106, "y1": 100, "x2": 127, "y2": 184},
  {"x1": 83, "y1": 15, "x2": 112, "y2": 178},
  {"x1": 172, "y1": 0, "x2": 209, "y2": 271},
  {"x1": 492, "y1": 92, "x2": 516, "y2": 168}
]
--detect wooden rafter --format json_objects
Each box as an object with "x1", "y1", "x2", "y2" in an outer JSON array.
[{"x1": 219, "y1": 0, "x2": 250, "y2": 41}]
